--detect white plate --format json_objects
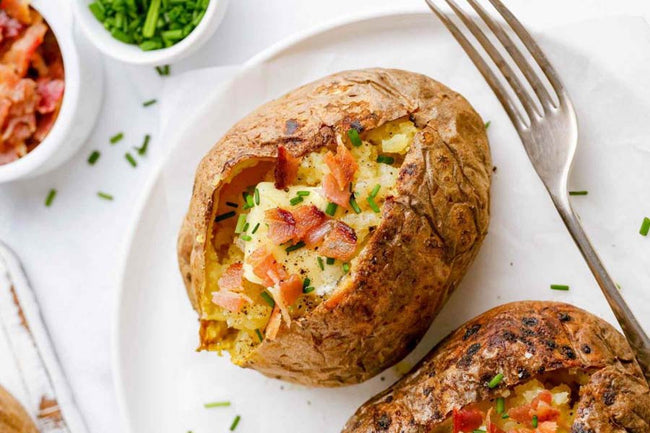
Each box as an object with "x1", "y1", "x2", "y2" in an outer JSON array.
[{"x1": 114, "y1": 10, "x2": 650, "y2": 433}]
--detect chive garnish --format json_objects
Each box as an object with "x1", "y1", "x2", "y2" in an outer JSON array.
[
  {"x1": 135, "y1": 134, "x2": 151, "y2": 156},
  {"x1": 286, "y1": 241, "x2": 305, "y2": 253},
  {"x1": 214, "y1": 211, "x2": 236, "y2": 222},
  {"x1": 501, "y1": 414, "x2": 510, "y2": 419},
  {"x1": 204, "y1": 401, "x2": 231, "y2": 408},
  {"x1": 260, "y1": 291, "x2": 275, "y2": 307},
  {"x1": 349, "y1": 195, "x2": 361, "y2": 214},
  {"x1": 569, "y1": 190, "x2": 588, "y2": 196},
  {"x1": 342, "y1": 263, "x2": 350, "y2": 273},
  {"x1": 472, "y1": 430, "x2": 486, "y2": 433},
  {"x1": 296, "y1": 191, "x2": 310, "y2": 197},
  {"x1": 303, "y1": 286, "x2": 315, "y2": 294},
  {"x1": 317, "y1": 257, "x2": 325, "y2": 270},
  {"x1": 496, "y1": 397, "x2": 505, "y2": 414},
  {"x1": 290, "y1": 196, "x2": 304, "y2": 206},
  {"x1": 367, "y1": 196, "x2": 380, "y2": 213},
  {"x1": 110, "y1": 132, "x2": 124, "y2": 144},
  {"x1": 143, "y1": 99, "x2": 157, "y2": 107},
  {"x1": 303, "y1": 278, "x2": 311, "y2": 289},
  {"x1": 125, "y1": 152, "x2": 137, "y2": 167},
  {"x1": 240, "y1": 234, "x2": 252, "y2": 242},
  {"x1": 97, "y1": 192, "x2": 114, "y2": 200},
  {"x1": 377, "y1": 155, "x2": 395, "y2": 165},
  {"x1": 532, "y1": 415, "x2": 538, "y2": 428},
  {"x1": 550, "y1": 284, "x2": 570, "y2": 291},
  {"x1": 485, "y1": 121, "x2": 491, "y2": 129},
  {"x1": 226, "y1": 202, "x2": 239, "y2": 208},
  {"x1": 251, "y1": 223, "x2": 260, "y2": 234},
  {"x1": 255, "y1": 329, "x2": 264, "y2": 342},
  {"x1": 88, "y1": 150, "x2": 101, "y2": 165},
  {"x1": 243, "y1": 193, "x2": 254, "y2": 209},
  {"x1": 234, "y1": 214, "x2": 247, "y2": 233},
  {"x1": 45, "y1": 189, "x2": 57, "y2": 207},
  {"x1": 347, "y1": 128, "x2": 362, "y2": 147},
  {"x1": 155, "y1": 65, "x2": 170, "y2": 76},
  {"x1": 487, "y1": 373, "x2": 504, "y2": 389},
  {"x1": 640, "y1": 217, "x2": 650, "y2": 236},
  {"x1": 229, "y1": 415, "x2": 241, "y2": 431},
  {"x1": 243, "y1": 223, "x2": 250, "y2": 232},
  {"x1": 325, "y1": 202, "x2": 338, "y2": 216},
  {"x1": 254, "y1": 188, "x2": 260, "y2": 205},
  {"x1": 326, "y1": 257, "x2": 335, "y2": 265},
  {"x1": 370, "y1": 184, "x2": 381, "y2": 198}
]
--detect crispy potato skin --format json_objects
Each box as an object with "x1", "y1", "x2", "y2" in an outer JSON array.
[
  {"x1": 0, "y1": 386, "x2": 38, "y2": 433},
  {"x1": 177, "y1": 68, "x2": 491, "y2": 386},
  {"x1": 343, "y1": 301, "x2": 650, "y2": 432}
]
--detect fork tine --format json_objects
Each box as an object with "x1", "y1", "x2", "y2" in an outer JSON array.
[
  {"x1": 487, "y1": 0, "x2": 568, "y2": 101},
  {"x1": 465, "y1": 0, "x2": 556, "y2": 110},
  {"x1": 424, "y1": 0, "x2": 528, "y2": 130},
  {"x1": 441, "y1": 0, "x2": 541, "y2": 119}
]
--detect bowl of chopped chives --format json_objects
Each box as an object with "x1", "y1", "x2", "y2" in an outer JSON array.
[{"x1": 72, "y1": 0, "x2": 229, "y2": 65}]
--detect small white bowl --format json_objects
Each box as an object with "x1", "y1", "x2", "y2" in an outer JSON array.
[
  {"x1": 0, "y1": 0, "x2": 104, "y2": 183},
  {"x1": 72, "y1": 0, "x2": 230, "y2": 65}
]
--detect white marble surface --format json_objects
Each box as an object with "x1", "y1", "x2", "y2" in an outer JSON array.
[{"x1": 1, "y1": 1, "x2": 650, "y2": 432}]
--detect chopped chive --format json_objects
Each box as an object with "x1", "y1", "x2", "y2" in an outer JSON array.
[
  {"x1": 97, "y1": 192, "x2": 114, "y2": 200},
  {"x1": 255, "y1": 329, "x2": 264, "y2": 342},
  {"x1": 347, "y1": 128, "x2": 362, "y2": 147},
  {"x1": 367, "y1": 196, "x2": 380, "y2": 213},
  {"x1": 473, "y1": 430, "x2": 486, "y2": 433},
  {"x1": 342, "y1": 263, "x2": 350, "y2": 273},
  {"x1": 45, "y1": 189, "x2": 57, "y2": 207},
  {"x1": 88, "y1": 2, "x2": 106, "y2": 21},
  {"x1": 240, "y1": 234, "x2": 252, "y2": 242},
  {"x1": 640, "y1": 217, "x2": 650, "y2": 236},
  {"x1": 142, "y1": 99, "x2": 157, "y2": 107},
  {"x1": 501, "y1": 414, "x2": 510, "y2": 419},
  {"x1": 303, "y1": 278, "x2": 311, "y2": 289},
  {"x1": 487, "y1": 373, "x2": 504, "y2": 389},
  {"x1": 326, "y1": 257, "x2": 335, "y2": 265},
  {"x1": 370, "y1": 184, "x2": 381, "y2": 198},
  {"x1": 254, "y1": 188, "x2": 260, "y2": 205},
  {"x1": 286, "y1": 241, "x2": 305, "y2": 253},
  {"x1": 204, "y1": 401, "x2": 231, "y2": 408},
  {"x1": 377, "y1": 155, "x2": 395, "y2": 165},
  {"x1": 317, "y1": 257, "x2": 325, "y2": 271},
  {"x1": 243, "y1": 193, "x2": 254, "y2": 209},
  {"x1": 135, "y1": 134, "x2": 151, "y2": 156},
  {"x1": 349, "y1": 195, "x2": 361, "y2": 214},
  {"x1": 234, "y1": 214, "x2": 247, "y2": 233},
  {"x1": 88, "y1": 150, "x2": 101, "y2": 165},
  {"x1": 110, "y1": 132, "x2": 124, "y2": 144},
  {"x1": 260, "y1": 291, "x2": 275, "y2": 307},
  {"x1": 569, "y1": 190, "x2": 588, "y2": 196},
  {"x1": 251, "y1": 223, "x2": 260, "y2": 234},
  {"x1": 143, "y1": 0, "x2": 161, "y2": 38},
  {"x1": 532, "y1": 415, "x2": 538, "y2": 428},
  {"x1": 289, "y1": 196, "x2": 304, "y2": 206},
  {"x1": 303, "y1": 286, "x2": 315, "y2": 294},
  {"x1": 296, "y1": 191, "x2": 310, "y2": 197},
  {"x1": 214, "y1": 211, "x2": 236, "y2": 222},
  {"x1": 125, "y1": 152, "x2": 137, "y2": 167},
  {"x1": 226, "y1": 201, "x2": 239, "y2": 208},
  {"x1": 243, "y1": 223, "x2": 250, "y2": 232},
  {"x1": 496, "y1": 397, "x2": 505, "y2": 414},
  {"x1": 155, "y1": 65, "x2": 170, "y2": 76},
  {"x1": 485, "y1": 121, "x2": 491, "y2": 129},
  {"x1": 550, "y1": 284, "x2": 570, "y2": 291},
  {"x1": 229, "y1": 415, "x2": 241, "y2": 431},
  {"x1": 325, "y1": 202, "x2": 338, "y2": 216}
]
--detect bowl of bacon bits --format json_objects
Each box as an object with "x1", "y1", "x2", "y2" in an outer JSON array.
[{"x1": 0, "y1": 0, "x2": 103, "y2": 182}]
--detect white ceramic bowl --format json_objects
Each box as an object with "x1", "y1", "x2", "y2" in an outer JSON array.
[
  {"x1": 0, "y1": 0, "x2": 104, "y2": 183},
  {"x1": 72, "y1": 0, "x2": 230, "y2": 65}
]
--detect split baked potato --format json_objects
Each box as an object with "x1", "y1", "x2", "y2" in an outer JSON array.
[
  {"x1": 177, "y1": 68, "x2": 491, "y2": 386},
  {"x1": 343, "y1": 301, "x2": 650, "y2": 432},
  {"x1": 0, "y1": 385, "x2": 38, "y2": 433}
]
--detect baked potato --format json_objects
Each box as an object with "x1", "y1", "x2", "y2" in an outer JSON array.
[
  {"x1": 343, "y1": 301, "x2": 650, "y2": 432},
  {"x1": 177, "y1": 68, "x2": 491, "y2": 386},
  {"x1": 0, "y1": 385, "x2": 38, "y2": 433}
]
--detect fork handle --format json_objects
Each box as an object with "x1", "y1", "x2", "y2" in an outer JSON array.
[{"x1": 552, "y1": 192, "x2": 650, "y2": 382}]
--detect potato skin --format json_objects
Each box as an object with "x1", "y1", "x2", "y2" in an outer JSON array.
[
  {"x1": 343, "y1": 301, "x2": 650, "y2": 432},
  {"x1": 177, "y1": 68, "x2": 491, "y2": 386},
  {"x1": 0, "y1": 386, "x2": 38, "y2": 433}
]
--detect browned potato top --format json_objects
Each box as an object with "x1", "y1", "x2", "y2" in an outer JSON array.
[
  {"x1": 343, "y1": 301, "x2": 650, "y2": 432},
  {"x1": 0, "y1": 386, "x2": 38, "y2": 433}
]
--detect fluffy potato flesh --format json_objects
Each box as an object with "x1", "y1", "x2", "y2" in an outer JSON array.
[
  {"x1": 201, "y1": 119, "x2": 418, "y2": 363},
  {"x1": 433, "y1": 371, "x2": 589, "y2": 433}
]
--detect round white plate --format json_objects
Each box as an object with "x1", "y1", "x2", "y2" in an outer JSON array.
[{"x1": 114, "y1": 10, "x2": 650, "y2": 433}]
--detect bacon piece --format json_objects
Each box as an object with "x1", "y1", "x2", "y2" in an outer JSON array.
[
  {"x1": 265, "y1": 207, "x2": 296, "y2": 245},
  {"x1": 32, "y1": 111, "x2": 55, "y2": 142},
  {"x1": 293, "y1": 205, "x2": 327, "y2": 240},
  {"x1": 218, "y1": 263, "x2": 244, "y2": 292},
  {"x1": 36, "y1": 78, "x2": 64, "y2": 114},
  {"x1": 265, "y1": 306, "x2": 282, "y2": 340},
  {"x1": 274, "y1": 145, "x2": 299, "y2": 189},
  {"x1": 2, "y1": 20, "x2": 47, "y2": 77},
  {"x1": 318, "y1": 221, "x2": 357, "y2": 262},
  {"x1": 249, "y1": 247, "x2": 287, "y2": 287},
  {"x1": 452, "y1": 407, "x2": 483, "y2": 433},
  {"x1": 278, "y1": 274, "x2": 303, "y2": 306},
  {"x1": 322, "y1": 173, "x2": 351, "y2": 208},
  {"x1": 536, "y1": 421, "x2": 558, "y2": 433},
  {"x1": 0, "y1": 0, "x2": 31, "y2": 25},
  {"x1": 2, "y1": 113, "x2": 35, "y2": 144},
  {"x1": 325, "y1": 141, "x2": 358, "y2": 190},
  {"x1": 303, "y1": 220, "x2": 332, "y2": 248},
  {"x1": 509, "y1": 391, "x2": 559, "y2": 426},
  {"x1": 211, "y1": 291, "x2": 251, "y2": 313},
  {"x1": 0, "y1": 10, "x2": 23, "y2": 40}
]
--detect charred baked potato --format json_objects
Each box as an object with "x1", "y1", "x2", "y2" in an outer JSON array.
[
  {"x1": 177, "y1": 68, "x2": 491, "y2": 386},
  {"x1": 0, "y1": 386, "x2": 38, "y2": 433},
  {"x1": 344, "y1": 301, "x2": 650, "y2": 432}
]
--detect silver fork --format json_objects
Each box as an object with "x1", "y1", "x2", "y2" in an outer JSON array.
[{"x1": 424, "y1": 0, "x2": 650, "y2": 380}]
